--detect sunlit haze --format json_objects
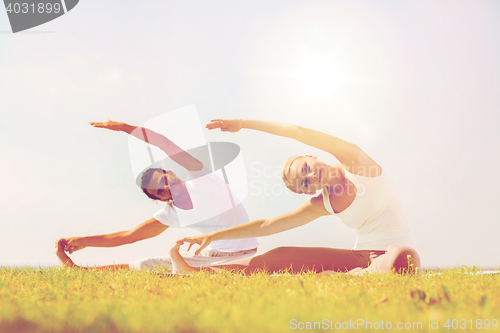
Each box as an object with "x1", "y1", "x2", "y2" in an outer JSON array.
[{"x1": 1, "y1": 0, "x2": 499, "y2": 269}]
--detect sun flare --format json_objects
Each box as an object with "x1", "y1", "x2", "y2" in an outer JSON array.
[{"x1": 296, "y1": 58, "x2": 337, "y2": 97}]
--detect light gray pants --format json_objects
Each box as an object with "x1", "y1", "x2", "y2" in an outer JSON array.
[{"x1": 129, "y1": 248, "x2": 257, "y2": 270}]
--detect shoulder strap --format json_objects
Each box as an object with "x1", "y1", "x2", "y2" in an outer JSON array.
[{"x1": 322, "y1": 187, "x2": 335, "y2": 215}]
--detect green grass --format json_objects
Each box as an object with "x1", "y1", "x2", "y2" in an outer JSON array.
[{"x1": 0, "y1": 267, "x2": 498, "y2": 332}]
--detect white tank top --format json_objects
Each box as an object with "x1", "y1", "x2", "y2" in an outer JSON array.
[{"x1": 322, "y1": 168, "x2": 414, "y2": 251}]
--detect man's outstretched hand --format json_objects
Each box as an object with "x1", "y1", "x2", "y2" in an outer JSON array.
[
  {"x1": 57, "y1": 237, "x2": 86, "y2": 254},
  {"x1": 89, "y1": 120, "x2": 126, "y2": 131}
]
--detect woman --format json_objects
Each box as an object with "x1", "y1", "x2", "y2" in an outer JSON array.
[
  {"x1": 56, "y1": 120, "x2": 258, "y2": 271},
  {"x1": 176, "y1": 118, "x2": 420, "y2": 275}
]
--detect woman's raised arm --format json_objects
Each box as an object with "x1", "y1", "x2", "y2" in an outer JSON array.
[
  {"x1": 180, "y1": 196, "x2": 329, "y2": 255},
  {"x1": 90, "y1": 120, "x2": 203, "y2": 171},
  {"x1": 207, "y1": 118, "x2": 371, "y2": 170}
]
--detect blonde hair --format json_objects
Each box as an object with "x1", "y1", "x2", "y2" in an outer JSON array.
[{"x1": 281, "y1": 155, "x2": 305, "y2": 193}]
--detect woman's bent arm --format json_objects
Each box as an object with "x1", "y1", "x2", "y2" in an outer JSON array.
[
  {"x1": 246, "y1": 119, "x2": 361, "y2": 166},
  {"x1": 208, "y1": 118, "x2": 366, "y2": 169},
  {"x1": 181, "y1": 196, "x2": 329, "y2": 255}
]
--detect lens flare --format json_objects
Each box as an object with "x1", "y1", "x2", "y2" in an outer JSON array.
[{"x1": 296, "y1": 58, "x2": 337, "y2": 96}]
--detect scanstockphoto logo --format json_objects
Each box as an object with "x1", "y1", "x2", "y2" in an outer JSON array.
[
  {"x1": 128, "y1": 105, "x2": 248, "y2": 227},
  {"x1": 3, "y1": 0, "x2": 79, "y2": 33}
]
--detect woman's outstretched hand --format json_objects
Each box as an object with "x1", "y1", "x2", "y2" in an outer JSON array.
[
  {"x1": 179, "y1": 233, "x2": 215, "y2": 255},
  {"x1": 206, "y1": 119, "x2": 242, "y2": 132},
  {"x1": 89, "y1": 120, "x2": 126, "y2": 131}
]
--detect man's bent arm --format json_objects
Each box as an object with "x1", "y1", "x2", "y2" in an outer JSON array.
[
  {"x1": 90, "y1": 120, "x2": 203, "y2": 171},
  {"x1": 121, "y1": 124, "x2": 203, "y2": 171}
]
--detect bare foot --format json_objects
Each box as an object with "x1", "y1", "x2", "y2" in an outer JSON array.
[
  {"x1": 55, "y1": 239, "x2": 77, "y2": 268},
  {"x1": 168, "y1": 241, "x2": 197, "y2": 275}
]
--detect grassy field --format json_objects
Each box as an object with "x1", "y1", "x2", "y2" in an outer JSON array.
[{"x1": 0, "y1": 267, "x2": 498, "y2": 333}]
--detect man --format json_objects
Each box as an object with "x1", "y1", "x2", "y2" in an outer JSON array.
[{"x1": 56, "y1": 120, "x2": 258, "y2": 270}]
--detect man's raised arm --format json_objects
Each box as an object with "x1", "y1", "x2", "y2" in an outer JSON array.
[{"x1": 90, "y1": 120, "x2": 203, "y2": 171}]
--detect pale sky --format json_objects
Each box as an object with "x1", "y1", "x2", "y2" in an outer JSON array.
[{"x1": 1, "y1": 0, "x2": 499, "y2": 269}]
